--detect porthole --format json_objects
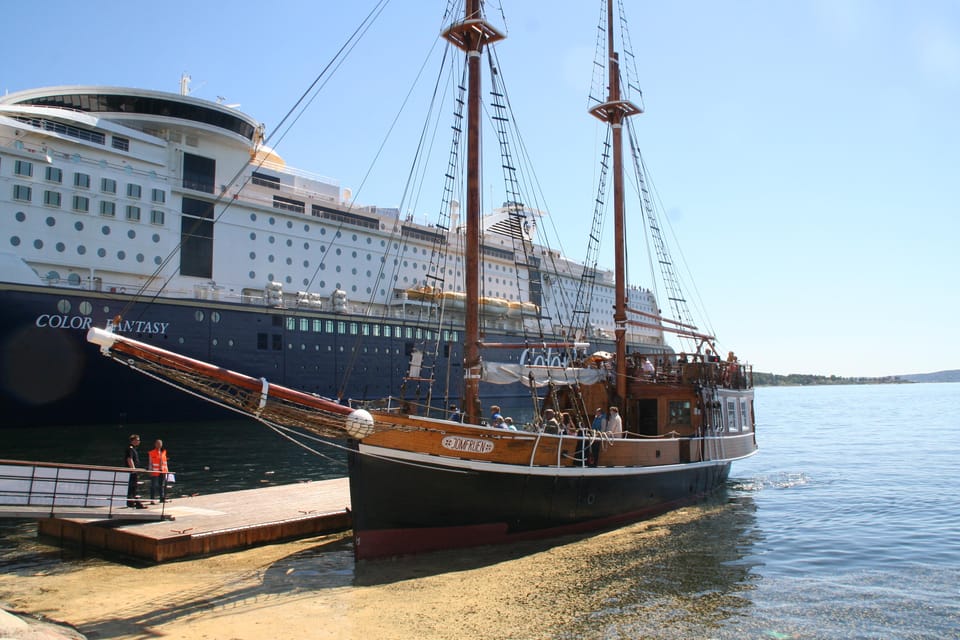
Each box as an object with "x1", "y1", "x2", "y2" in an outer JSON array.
[
  {"x1": 194, "y1": 310, "x2": 205, "y2": 322},
  {"x1": 46, "y1": 217, "x2": 56, "y2": 227},
  {"x1": 10, "y1": 237, "x2": 21, "y2": 247},
  {"x1": 79, "y1": 301, "x2": 92, "y2": 315},
  {"x1": 77, "y1": 245, "x2": 86, "y2": 254},
  {"x1": 117, "y1": 250, "x2": 126, "y2": 260},
  {"x1": 98, "y1": 248, "x2": 107, "y2": 257},
  {"x1": 15, "y1": 212, "x2": 26, "y2": 222},
  {"x1": 75, "y1": 221, "x2": 84, "y2": 231},
  {"x1": 127, "y1": 230, "x2": 136, "y2": 239},
  {"x1": 67, "y1": 273, "x2": 81, "y2": 286},
  {"x1": 33, "y1": 239, "x2": 43, "y2": 249},
  {"x1": 101, "y1": 225, "x2": 111, "y2": 235},
  {"x1": 152, "y1": 233, "x2": 160, "y2": 243},
  {"x1": 57, "y1": 299, "x2": 71, "y2": 313},
  {"x1": 136, "y1": 254, "x2": 144, "y2": 263},
  {"x1": 211, "y1": 311, "x2": 221, "y2": 323},
  {"x1": 249, "y1": 252, "x2": 256, "y2": 260},
  {"x1": 250, "y1": 232, "x2": 257, "y2": 240},
  {"x1": 56, "y1": 243, "x2": 65, "y2": 253},
  {"x1": 249, "y1": 271, "x2": 256, "y2": 279}
]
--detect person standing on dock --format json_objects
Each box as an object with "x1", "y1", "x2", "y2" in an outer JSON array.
[
  {"x1": 148, "y1": 439, "x2": 169, "y2": 504},
  {"x1": 125, "y1": 434, "x2": 145, "y2": 508}
]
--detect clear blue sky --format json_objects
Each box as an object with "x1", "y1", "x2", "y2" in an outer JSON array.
[{"x1": 3, "y1": 1, "x2": 958, "y2": 378}]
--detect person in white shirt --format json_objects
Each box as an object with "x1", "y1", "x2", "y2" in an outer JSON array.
[{"x1": 606, "y1": 406, "x2": 623, "y2": 438}]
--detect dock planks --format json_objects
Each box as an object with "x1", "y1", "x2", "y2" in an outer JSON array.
[{"x1": 36, "y1": 478, "x2": 352, "y2": 562}]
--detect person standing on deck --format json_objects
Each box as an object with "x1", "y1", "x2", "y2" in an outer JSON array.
[
  {"x1": 125, "y1": 434, "x2": 145, "y2": 508},
  {"x1": 148, "y1": 439, "x2": 169, "y2": 504},
  {"x1": 606, "y1": 406, "x2": 623, "y2": 439}
]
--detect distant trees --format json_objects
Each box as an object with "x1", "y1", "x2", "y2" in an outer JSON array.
[{"x1": 752, "y1": 372, "x2": 909, "y2": 386}]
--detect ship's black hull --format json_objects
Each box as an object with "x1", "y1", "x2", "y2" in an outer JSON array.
[
  {"x1": 1, "y1": 285, "x2": 633, "y2": 427},
  {"x1": 347, "y1": 443, "x2": 731, "y2": 560}
]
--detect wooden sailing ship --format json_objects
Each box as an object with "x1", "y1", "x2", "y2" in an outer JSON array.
[{"x1": 88, "y1": 0, "x2": 757, "y2": 559}]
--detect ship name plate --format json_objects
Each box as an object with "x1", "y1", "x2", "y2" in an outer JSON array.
[{"x1": 441, "y1": 435, "x2": 494, "y2": 454}]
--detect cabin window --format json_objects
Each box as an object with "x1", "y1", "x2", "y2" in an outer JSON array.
[
  {"x1": 127, "y1": 183, "x2": 142, "y2": 198},
  {"x1": 43, "y1": 190, "x2": 61, "y2": 207},
  {"x1": 325, "y1": 320, "x2": 334, "y2": 333},
  {"x1": 45, "y1": 166, "x2": 63, "y2": 183},
  {"x1": 740, "y1": 399, "x2": 750, "y2": 431},
  {"x1": 112, "y1": 136, "x2": 130, "y2": 151},
  {"x1": 299, "y1": 318, "x2": 309, "y2": 332},
  {"x1": 668, "y1": 400, "x2": 691, "y2": 426},
  {"x1": 150, "y1": 209, "x2": 165, "y2": 225},
  {"x1": 726, "y1": 399, "x2": 737, "y2": 432},
  {"x1": 337, "y1": 321, "x2": 346, "y2": 334},
  {"x1": 101, "y1": 178, "x2": 116, "y2": 194},
  {"x1": 257, "y1": 333, "x2": 268, "y2": 350},
  {"x1": 383, "y1": 325, "x2": 391, "y2": 338},
  {"x1": 126, "y1": 205, "x2": 141, "y2": 221},
  {"x1": 100, "y1": 201, "x2": 115, "y2": 217},
  {"x1": 13, "y1": 185, "x2": 31, "y2": 202},
  {"x1": 151, "y1": 188, "x2": 166, "y2": 203},
  {"x1": 14, "y1": 160, "x2": 33, "y2": 177},
  {"x1": 73, "y1": 195, "x2": 89, "y2": 212},
  {"x1": 74, "y1": 172, "x2": 90, "y2": 189}
]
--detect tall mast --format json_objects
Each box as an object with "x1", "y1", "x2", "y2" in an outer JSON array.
[
  {"x1": 589, "y1": 0, "x2": 641, "y2": 402},
  {"x1": 442, "y1": 1, "x2": 504, "y2": 424}
]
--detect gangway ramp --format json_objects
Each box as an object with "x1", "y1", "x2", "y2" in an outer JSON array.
[{"x1": 0, "y1": 459, "x2": 170, "y2": 521}]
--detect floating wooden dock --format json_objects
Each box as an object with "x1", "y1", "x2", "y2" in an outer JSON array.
[{"x1": 36, "y1": 478, "x2": 352, "y2": 562}]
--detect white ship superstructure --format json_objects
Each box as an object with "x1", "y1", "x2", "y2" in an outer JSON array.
[{"x1": 0, "y1": 85, "x2": 667, "y2": 427}]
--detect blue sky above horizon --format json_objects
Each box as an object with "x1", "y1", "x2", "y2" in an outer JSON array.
[{"x1": 3, "y1": 1, "x2": 958, "y2": 378}]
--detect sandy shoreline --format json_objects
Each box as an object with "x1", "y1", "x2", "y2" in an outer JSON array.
[{"x1": 0, "y1": 506, "x2": 726, "y2": 639}]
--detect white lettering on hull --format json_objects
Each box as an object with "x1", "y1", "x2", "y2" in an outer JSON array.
[
  {"x1": 519, "y1": 347, "x2": 569, "y2": 368},
  {"x1": 34, "y1": 315, "x2": 170, "y2": 335},
  {"x1": 441, "y1": 435, "x2": 495, "y2": 455}
]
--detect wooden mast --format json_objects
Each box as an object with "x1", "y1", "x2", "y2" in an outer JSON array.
[
  {"x1": 589, "y1": 0, "x2": 641, "y2": 403},
  {"x1": 442, "y1": 2, "x2": 504, "y2": 424}
]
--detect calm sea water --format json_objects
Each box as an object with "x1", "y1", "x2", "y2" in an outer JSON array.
[{"x1": 2, "y1": 383, "x2": 959, "y2": 638}]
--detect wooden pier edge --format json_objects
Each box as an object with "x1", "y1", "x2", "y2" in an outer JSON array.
[{"x1": 35, "y1": 478, "x2": 352, "y2": 562}]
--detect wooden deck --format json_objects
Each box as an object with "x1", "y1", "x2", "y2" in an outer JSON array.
[{"x1": 35, "y1": 478, "x2": 352, "y2": 562}]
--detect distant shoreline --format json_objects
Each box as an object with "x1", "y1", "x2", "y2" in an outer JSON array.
[{"x1": 754, "y1": 370, "x2": 960, "y2": 386}]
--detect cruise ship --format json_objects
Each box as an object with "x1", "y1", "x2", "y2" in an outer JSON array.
[{"x1": 0, "y1": 85, "x2": 669, "y2": 428}]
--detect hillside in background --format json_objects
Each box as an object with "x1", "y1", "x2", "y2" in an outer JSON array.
[
  {"x1": 753, "y1": 370, "x2": 960, "y2": 386},
  {"x1": 898, "y1": 370, "x2": 960, "y2": 383}
]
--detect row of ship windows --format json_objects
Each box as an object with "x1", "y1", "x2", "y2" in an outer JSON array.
[
  {"x1": 280, "y1": 316, "x2": 458, "y2": 342},
  {"x1": 11, "y1": 185, "x2": 165, "y2": 224},
  {"x1": 186, "y1": 308, "x2": 459, "y2": 343},
  {"x1": 10, "y1": 160, "x2": 166, "y2": 202}
]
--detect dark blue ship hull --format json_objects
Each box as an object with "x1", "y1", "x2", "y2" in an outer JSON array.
[{"x1": 1, "y1": 284, "x2": 610, "y2": 427}]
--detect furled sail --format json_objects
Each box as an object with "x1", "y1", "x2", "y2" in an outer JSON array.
[{"x1": 481, "y1": 362, "x2": 607, "y2": 387}]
